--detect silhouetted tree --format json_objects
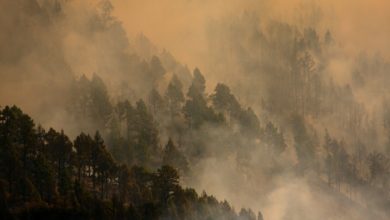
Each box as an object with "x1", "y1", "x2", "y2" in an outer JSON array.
[
  {"x1": 162, "y1": 138, "x2": 189, "y2": 174},
  {"x1": 153, "y1": 165, "x2": 180, "y2": 207},
  {"x1": 45, "y1": 128, "x2": 73, "y2": 196},
  {"x1": 291, "y1": 115, "x2": 316, "y2": 172},
  {"x1": 148, "y1": 88, "x2": 165, "y2": 116},
  {"x1": 261, "y1": 121, "x2": 287, "y2": 155},
  {"x1": 184, "y1": 68, "x2": 223, "y2": 129},
  {"x1": 165, "y1": 74, "x2": 185, "y2": 118},
  {"x1": 134, "y1": 100, "x2": 160, "y2": 167},
  {"x1": 211, "y1": 83, "x2": 241, "y2": 120},
  {"x1": 149, "y1": 56, "x2": 166, "y2": 86}
]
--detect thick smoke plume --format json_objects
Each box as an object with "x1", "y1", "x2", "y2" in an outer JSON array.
[{"x1": 1, "y1": 0, "x2": 390, "y2": 219}]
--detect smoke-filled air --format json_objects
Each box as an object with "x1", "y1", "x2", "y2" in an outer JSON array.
[{"x1": 1, "y1": 0, "x2": 390, "y2": 219}]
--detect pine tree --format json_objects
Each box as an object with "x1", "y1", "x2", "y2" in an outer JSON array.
[
  {"x1": 149, "y1": 56, "x2": 166, "y2": 86},
  {"x1": 148, "y1": 88, "x2": 165, "y2": 116},
  {"x1": 211, "y1": 83, "x2": 241, "y2": 117},
  {"x1": 152, "y1": 165, "x2": 180, "y2": 207},
  {"x1": 261, "y1": 121, "x2": 286, "y2": 155},
  {"x1": 45, "y1": 128, "x2": 73, "y2": 196},
  {"x1": 183, "y1": 68, "x2": 223, "y2": 129},
  {"x1": 165, "y1": 74, "x2": 185, "y2": 118},
  {"x1": 134, "y1": 100, "x2": 160, "y2": 167},
  {"x1": 162, "y1": 138, "x2": 189, "y2": 173}
]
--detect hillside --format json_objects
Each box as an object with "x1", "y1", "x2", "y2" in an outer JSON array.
[{"x1": 0, "y1": 1, "x2": 389, "y2": 219}]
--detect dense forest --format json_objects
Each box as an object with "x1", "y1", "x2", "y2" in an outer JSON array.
[
  {"x1": 1, "y1": 0, "x2": 390, "y2": 219},
  {"x1": 0, "y1": 105, "x2": 262, "y2": 219}
]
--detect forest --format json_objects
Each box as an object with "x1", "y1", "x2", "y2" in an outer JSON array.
[
  {"x1": 0, "y1": 105, "x2": 262, "y2": 219},
  {"x1": 0, "y1": 0, "x2": 390, "y2": 219}
]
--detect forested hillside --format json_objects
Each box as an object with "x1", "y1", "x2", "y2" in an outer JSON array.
[
  {"x1": 0, "y1": 105, "x2": 262, "y2": 220},
  {"x1": 0, "y1": 0, "x2": 389, "y2": 219}
]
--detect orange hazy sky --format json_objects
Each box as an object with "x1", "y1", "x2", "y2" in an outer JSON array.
[{"x1": 111, "y1": 0, "x2": 390, "y2": 68}]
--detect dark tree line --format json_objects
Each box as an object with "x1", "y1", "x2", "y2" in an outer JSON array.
[{"x1": 0, "y1": 105, "x2": 263, "y2": 219}]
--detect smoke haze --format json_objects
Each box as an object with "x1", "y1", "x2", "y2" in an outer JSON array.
[
  {"x1": 112, "y1": 0, "x2": 390, "y2": 68},
  {"x1": 1, "y1": 0, "x2": 390, "y2": 219}
]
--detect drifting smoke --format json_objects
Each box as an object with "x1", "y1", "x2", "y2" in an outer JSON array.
[
  {"x1": 111, "y1": 1, "x2": 390, "y2": 219},
  {"x1": 1, "y1": 0, "x2": 390, "y2": 219}
]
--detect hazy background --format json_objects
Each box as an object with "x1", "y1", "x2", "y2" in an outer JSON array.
[
  {"x1": 112, "y1": 0, "x2": 390, "y2": 70},
  {"x1": 1, "y1": 0, "x2": 390, "y2": 219},
  {"x1": 110, "y1": 1, "x2": 390, "y2": 219}
]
